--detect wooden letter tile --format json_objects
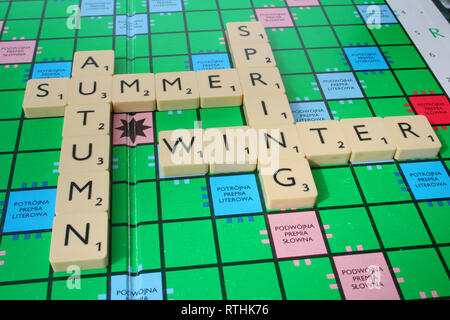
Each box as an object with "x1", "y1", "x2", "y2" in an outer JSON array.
[
  {"x1": 230, "y1": 42, "x2": 276, "y2": 68},
  {"x1": 196, "y1": 69, "x2": 243, "y2": 108},
  {"x1": 259, "y1": 158, "x2": 318, "y2": 210},
  {"x1": 384, "y1": 115, "x2": 441, "y2": 159},
  {"x1": 55, "y1": 170, "x2": 110, "y2": 216},
  {"x1": 71, "y1": 50, "x2": 114, "y2": 77},
  {"x1": 112, "y1": 73, "x2": 156, "y2": 113},
  {"x1": 238, "y1": 67, "x2": 285, "y2": 96},
  {"x1": 204, "y1": 126, "x2": 257, "y2": 174},
  {"x1": 155, "y1": 71, "x2": 199, "y2": 111},
  {"x1": 22, "y1": 78, "x2": 70, "y2": 118},
  {"x1": 49, "y1": 211, "x2": 109, "y2": 272},
  {"x1": 340, "y1": 117, "x2": 396, "y2": 162},
  {"x1": 256, "y1": 125, "x2": 305, "y2": 165},
  {"x1": 159, "y1": 129, "x2": 207, "y2": 177},
  {"x1": 296, "y1": 120, "x2": 351, "y2": 166},
  {"x1": 226, "y1": 21, "x2": 269, "y2": 44},
  {"x1": 63, "y1": 103, "x2": 111, "y2": 137},
  {"x1": 59, "y1": 135, "x2": 110, "y2": 173},
  {"x1": 68, "y1": 76, "x2": 112, "y2": 105},
  {"x1": 243, "y1": 94, "x2": 294, "y2": 126}
]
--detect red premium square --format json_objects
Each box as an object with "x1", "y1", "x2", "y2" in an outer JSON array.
[{"x1": 409, "y1": 95, "x2": 450, "y2": 125}]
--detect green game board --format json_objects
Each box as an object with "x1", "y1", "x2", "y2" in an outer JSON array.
[{"x1": 0, "y1": 0, "x2": 449, "y2": 301}]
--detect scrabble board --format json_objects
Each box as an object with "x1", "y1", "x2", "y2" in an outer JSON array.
[{"x1": 0, "y1": 0, "x2": 449, "y2": 301}]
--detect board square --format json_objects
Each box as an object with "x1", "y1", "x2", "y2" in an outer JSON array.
[
  {"x1": 283, "y1": 74, "x2": 323, "y2": 102},
  {"x1": 19, "y1": 118, "x2": 63, "y2": 151},
  {"x1": 319, "y1": 207, "x2": 380, "y2": 253},
  {"x1": 51, "y1": 276, "x2": 107, "y2": 300},
  {"x1": 371, "y1": 203, "x2": 432, "y2": 248},
  {"x1": 0, "y1": 120, "x2": 19, "y2": 152},
  {"x1": 0, "y1": 282, "x2": 47, "y2": 300},
  {"x1": 165, "y1": 267, "x2": 222, "y2": 299},
  {"x1": 356, "y1": 70, "x2": 403, "y2": 98},
  {"x1": 290, "y1": 6, "x2": 328, "y2": 26},
  {"x1": 435, "y1": 126, "x2": 450, "y2": 158},
  {"x1": 112, "y1": 182, "x2": 158, "y2": 224},
  {"x1": 149, "y1": 12, "x2": 185, "y2": 33},
  {"x1": 324, "y1": 5, "x2": 364, "y2": 25},
  {"x1": 354, "y1": 164, "x2": 411, "y2": 204},
  {"x1": 279, "y1": 257, "x2": 341, "y2": 300},
  {"x1": 163, "y1": 219, "x2": 217, "y2": 268},
  {"x1": 394, "y1": 69, "x2": 443, "y2": 96},
  {"x1": 313, "y1": 167, "x2": 363, "y2": 207},
  {"x1": 388, "y1": 248, "x2": 450, "y2": 300},
  {"x1": 266, "y1": 27, "x2": 302, "y2": 50},
  {"x1": 333, "y1": 252, "x2": 400, "y2": 300},
  {"x1": 12, "y1": 151, "x2": 60, "y2": 189},
  {"x1": 307, "y1": 47, "x2": 350, "y2": 73},
  {"x1": 199, "y1": 107, "x2": 244, "y2": 129},
  {"x1": 223, "y1": 262, "x2": 282, "y2": 299},
  {"x1": 268, "y1": 211, "x2": 327, "y2": 258},
  {"x1": 0, "y1": 232, "x2": 51, "y2": 282},
  {"x1": 216, "y1": 215, "x2": 272, "y2": 262},
  {"x1": 160, "y1": 178, "x2": 211, "y2": 220},
  {"x1": 328, "y1": 99, "x2": 373, "y2": 120},
  {"x1": 420, "y1": 201, "x2": 450, "y2": 244}
]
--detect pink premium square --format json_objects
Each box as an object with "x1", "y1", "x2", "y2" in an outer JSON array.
[
  {"x1": 113, "y1": 112, "x2": 154, "y2": 147},
  {"x1": 0, "y1": 40, "x2": 36, "y2": 64},
  {"x1": 333, "y1": 252, "x2": 400, "y2": 300},
  {"x1": 268, "y1": 211, "x2": 327, "y2": 259},
  {"x1": 255, "y1": 8, "x2": 294, "y2": 28}
]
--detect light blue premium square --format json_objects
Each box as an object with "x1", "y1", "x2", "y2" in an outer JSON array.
[
  {"x1": 81, "y1": 0, "x2": 115, "y2": 16},
  {"x1": 357, "y1": 4, "x2": 398, "y2": 25},
  {"x1": 192, "y1": 54, "x2": 231, "y2": 71},
  {"x1": 317, "y1": 72, "x2": 364, "y2": 100},
  {"x1": 110, "y1": 272, "x2": 163, "y2": 300},
  {"x1": 115, "y1": 14, "x2": 149, "y2": 37},
  {"x1": 344, "y1": 46, "x2": 389, "y2": 71},
  {"x1": 210, "y1": 174, "x2": 263, "y2": 216},
  {"x1": 400, "y1": 161, "x2": 450, "y2": 200},
  {"x1": 32, "y1": 62, "x2": 72, "y2": 79},
  {"x1": 4, "y1": 189, "x2": 56, "y2": 233},
  {"x1": 290, "y1": 101, "x2": 331, "y2": 123},
  {"x1": 149, "y1": 0, "x2": 182, "y2": 13}
]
